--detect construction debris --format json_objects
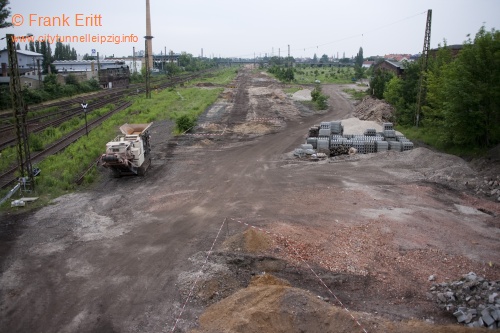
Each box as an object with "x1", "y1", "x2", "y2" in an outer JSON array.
[
  {"x1": 354, "y1": 96, "x2": 395, "y2": 123},
  {"x1": 429, "y1": 272, "x2": 500, "y2": 329}
]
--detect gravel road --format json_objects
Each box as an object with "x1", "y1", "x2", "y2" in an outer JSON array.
[{"x1": 0, "y1": 66, "x2": 498, "y2": 333}]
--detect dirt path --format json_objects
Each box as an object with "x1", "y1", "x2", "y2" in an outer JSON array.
[{"x1": 0, "y1": 67, "x2": 498, "y2": 333}]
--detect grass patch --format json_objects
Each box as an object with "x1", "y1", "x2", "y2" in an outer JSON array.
[
  {"x1": 27, "y1": 106, "x2": 60, "y2": 120},
  {"x1": 343, "y1": 88, "x2": 367, "y2": 101},
  {"x1": 396, "y1": 125, "x2": 487, "y2": 157},
  {"x1": 294, "y1": 66, "x2": 356, "y2": 84},
  {"x1": 0, "y1": 68, "x2": 237, "y2": 210},
  {"x1": 0, "y1": 103, "x2": 117, "y2": 174}
]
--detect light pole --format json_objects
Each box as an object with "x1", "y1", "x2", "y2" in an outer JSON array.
[{"x1": 2, "y1": 33, "x2": 35, "y2": 191}]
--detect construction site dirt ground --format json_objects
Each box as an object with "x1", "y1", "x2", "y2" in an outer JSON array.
[{"x1": 1, "y1": 66, "x2": 499, "y2": 333}]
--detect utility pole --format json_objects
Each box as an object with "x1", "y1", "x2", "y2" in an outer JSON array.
[
  {"x1": 415, "y1": 9, "x2": 432, "y2": 127},
  {"x1": 36, "y1": 59, "x2": 42, "y2": 88},
  {"x1": 133, "y1": 47, "x2": 136, "y2": 74},
  {"x1": 96, "y1": 51, "x2": 101, "y2": 87},
  {"x1": 6, "y1": 34, "x2": 34, "y2": 191},
  {"x1": 287, "y1": 44, "x2": 290, "y2": 68}
]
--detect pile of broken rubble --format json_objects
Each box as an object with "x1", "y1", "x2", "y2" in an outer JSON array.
[
  {"x1": 353, "y1": 96, "x2": 395, "y2": 123},
  {"x1": 428, "y1": 272, "x2": 500, "y2": 329},
  {"x1": 471, "y1": 176, "x2": 500, "y2": 202}
]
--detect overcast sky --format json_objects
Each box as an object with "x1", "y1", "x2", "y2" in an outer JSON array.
[{"x1": 3, "y1": 0, "x2": 499, "y2": 59}]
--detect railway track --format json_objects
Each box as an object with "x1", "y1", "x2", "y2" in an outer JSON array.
[
  {"x1": 0, "y1": 68, "x2": 221, "y2": 190},
  {"x1": 0, "y1": 94, "x2": 126, "y2": 150},
  {"x1": 0, "y1": 101, "x2": 131, "y2": 190}
]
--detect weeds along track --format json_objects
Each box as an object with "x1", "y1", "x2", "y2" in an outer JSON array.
[
  {"x1": 0, "y1": 88, "x2": 127, "y2": 123},
  {"x1": 0, "y1": 101, "x2": 131, "y2": 190},
  {"x1": 0, "y1": 94, "x2": 127, "y2": 151},
  {"x1": 0, "y1": 71, "x2": 211, "y2": 151},
  {"x1": 0, "y1": 69, "x2": 219, "y2": 188}
]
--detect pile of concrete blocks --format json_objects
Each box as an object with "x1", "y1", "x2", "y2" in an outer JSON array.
[
  {"x1": 316, "y1": 137, "x2": 330, "y2": 154},
  {"x1": 388, "y1": 141, "x2": 402, "y2": 151},
  {"x1": 319, "y1": 122, "x2": 332, "y2": 137},
  {"x1": 296, "y1": 120, "x2": 414, "y2": 158},
  {"x1": 306, "y1": 137, "x2": 318, "y2": 149},
  {"x1": 365, "y1": 141, "x2": 376, "y2": 153},
  {"x1": 429, "y1": 272, "x2": 500, "y2": 329},
  {"x1": 309, "y1": 126, "x2": 319, "y2": 137},
  {"x1": 352, "y1": 140, "x2": 365, "y2": 154},
  {"x1": 376, "y1": 141, "x2": 389, "y2": 152},
  {"x1": 330, "y1": 121, "x2": 344, "y2": 135},
  {"x1": 364, "y1": 128, "x2": 377, "y2": 136}
]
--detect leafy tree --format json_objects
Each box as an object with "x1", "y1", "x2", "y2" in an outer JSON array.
[
  {"x1": 369, "y1": 68, "x2": 393, "y2": 99},
  {"x1": 64, "y1": 74, "x2": 79, "y2": 86},
  {"x1": 311, "y1": 84, "x2": 328, "y2": 109},
  {"x1": 313, "y1": 53, "x2": 318, "y2": 63},
  {"x1": 34, "y1": 40, "x2": 40, "y2": 53},
  {"x1": 320, "y1": 54, "x2": 329, "y2": 63},
  {"x1": 425, "y1": 27, "x2": 500, "y2": 146},
  {"x1": 40, "y1": 41, "x2": 47, "y2": 70},
  {"x1": 44, "y1": 74, "x2": 63, "y2": 96},
  {"x1": 39, "y1": 41, "x2": 54, "y2": 73},
  {"x1": 16, "y1": 42, "x2": 20, "y2": 50},
  {"x1": 165, "y1": 62, "x2": 180, "y2": 77},
  {"x1": 421, "y1": 42, "x2": 454, "y2": 130},
  {"x1": 383, "y1": 60, "x2": 420, "y2": 125},
  {"x1": 178, "y1": 52, "x2": 192, "y2": 68},
  {"x1": 0, "y1": 0, "x2": 12, "y2": 28},
  {"x1": 268, "y1": 66, "x2": 294, "y2": 82},
  {"x1": 82, "y1": 53, "x2": 96, "y2": 60},
  {"x1": 355, "y1": 47, "x2": 364, "y2": 68},
  {"x1": 29, "y1": 40, "x2": 35, "y2": 52},
  {"x1": 268, "y1": 56, "x2": 283, "y2": 66}
]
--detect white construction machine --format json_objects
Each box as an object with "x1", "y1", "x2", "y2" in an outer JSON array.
[{"x1": 101, "y1": 123, "x2": 153, "y2": 177}]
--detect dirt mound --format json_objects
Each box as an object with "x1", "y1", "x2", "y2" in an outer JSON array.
[
  {"x1": 354, "y1": 96, "x2": 394, "y2": 123},
  {"x1": 405, "y1": 147, "x2": 476, "y2": 182},
  {"x1": 221, "y1": 228, "x2": 272, "y2": 253},
  {"x1": 189, "y1": 274, "x2": 481, "y2": 333}
]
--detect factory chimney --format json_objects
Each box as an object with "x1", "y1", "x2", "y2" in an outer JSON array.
[{"x1": 145, "y1": 0, "x2": 153, "y2": 70}]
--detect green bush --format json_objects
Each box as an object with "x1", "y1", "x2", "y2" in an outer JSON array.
[
  {"x1": 316, "y1": 95, "x2": 328, "y2": 110},
  {"x1": 175, "y1": 114, "x2": 196, "y2": 133}
]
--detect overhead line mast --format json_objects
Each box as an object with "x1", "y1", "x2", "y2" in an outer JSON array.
[{"x1": 415, "y1": 9, "x2": 432, "y2": 127}]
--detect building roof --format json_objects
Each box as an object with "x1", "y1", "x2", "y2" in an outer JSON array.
[
  {"x1": 430, "y1": 44, "x2": 463, "y2": 52},
  {"x1": 0, "y1": 49, "x2": 43, "y2": 57},
  {"x1": 53, "y1": 60, "x2": 119, "y2": 64},
  {"x1": 385, "y1": 59, "x2": 405, "y2": 69}
]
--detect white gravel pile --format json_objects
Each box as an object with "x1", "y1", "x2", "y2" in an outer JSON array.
[
  {"x1": 340, "y1": 117, "x2": 402, "y2": 136},
  {"x1": 291, "y1": 89, "x2": 312, "y2": 101}
]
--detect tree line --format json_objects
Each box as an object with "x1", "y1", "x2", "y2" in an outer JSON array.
[
  {"x1": 25, "y1": 40, "x2": 78, "y2": 74},
  {"x1": 370, "y1": 26, "x2": 500, "y2": 149}
]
